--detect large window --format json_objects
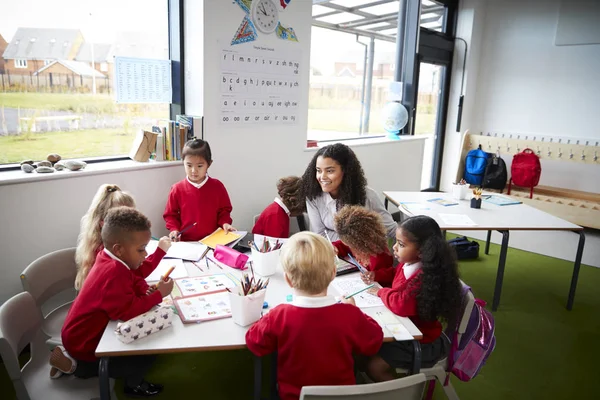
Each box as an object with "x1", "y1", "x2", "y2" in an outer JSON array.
[{"x1": 0, "y1": 0, "x2": 171, "y2": 165}]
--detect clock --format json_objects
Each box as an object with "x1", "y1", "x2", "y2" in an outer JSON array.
[{"x1": 251, "y1": 0, "x2": 279, "y2": 34}]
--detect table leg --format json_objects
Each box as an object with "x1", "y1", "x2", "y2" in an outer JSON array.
[
  {"x1": 443, "y1": 230, "x2": 447, "y2": 240},
  {"x1": 253, "y1": 355, "x2": 262, "y2": 400},
  {"x1": 567, "y1": 230, "x2": 586, "y2": 310},
  {"x1": 411, "y1": 340, "x2": 422, "y2": 375},
  {"x1": 99, "y1": 357, "x2": 111, "y2": 400},
  {"x1": 270, "y1": 352, "x2": 278, "y2": 400},
  {"x1": 492, "y1": 230, "x2": 510, "y2": 311},
  {"x1": 485, "y1": 230, "x2": 492, "y2": 255},
  {"x1": 384, "y1": 197, "x2": 389, "y2": 210}
]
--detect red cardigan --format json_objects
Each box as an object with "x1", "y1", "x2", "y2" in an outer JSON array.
[
  {"x1": 163, "y1": 178, "x2": 233, "y2": 241},
  {"x1": 252, "y1": 201, "x2": 290, "y2": 238},
  {"x1": 246, "y1": 302, "x2": 383, "y2": 400},
  {"x1": 332, "y1": 241, "x2": 395, "y2": 287},
  {"x1": 377, "y1": 267, "x2": 442, "y2": 343},
  {"x1": 62, "y1": 248, "x2": 165, "y2": 361}
]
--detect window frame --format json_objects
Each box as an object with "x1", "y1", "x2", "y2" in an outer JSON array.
[
  {"x1": 14, "y1": 59, "x2": 28, "y2": 68},
  {"x1": 0, "y1": 0, "x2": 185, "y2": 171}
]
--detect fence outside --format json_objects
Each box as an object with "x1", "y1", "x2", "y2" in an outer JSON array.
[{"x1": 0, "y1": 72, "x2": 111, "y2": 94}]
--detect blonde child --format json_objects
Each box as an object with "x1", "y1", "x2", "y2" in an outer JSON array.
[
  {"x1": 333, "y1": 205, "x2": 395, "y2": 287},
  {"x1": 163, "y1": 139, "x2": 236, "y2": 242},
  {"x1": 51, "y1": 207, "x2": 173, "y2": 397},
  {"x1": 246, "y1": 232, "x2": 383, "y2": 400},
  {"x1": 252, "y1": 176, "x2": 304, "y2": 238},
  {"x1": 365, "y1": 216, "x2": 461, "y2": 381},
  {"x1": 75, "y1": 184, "x2": 135, "y2": 291}
]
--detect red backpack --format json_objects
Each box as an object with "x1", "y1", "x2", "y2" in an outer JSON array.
[{"x1": 507, "y1": 148, "x2": 541, "y2": 198}]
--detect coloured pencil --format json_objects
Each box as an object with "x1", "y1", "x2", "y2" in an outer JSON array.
[
  {"x1": 162, "y1": 265, "x2": 176, "y2": 280},
  {"x1": 151, "y1": 236, "x2": 159, "y2": 241},
  {"x1": 177, "y1": 222, "x2": 197, "y2": 237},
  {"x1": 207, "y1": 256, "x2": 223, "y2": 270},
  {"x1": 345, "y1": 283, "x2": 375, "y2": 299},
  {"x1": 191, "y1": 261, "x2": 203, "y2": 272}
]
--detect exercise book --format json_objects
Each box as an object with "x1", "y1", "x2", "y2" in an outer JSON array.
[{"x1": 330, "y1": 276, "x2": 384, "y2": 308}]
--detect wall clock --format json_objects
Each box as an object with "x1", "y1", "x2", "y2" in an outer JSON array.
[
  {"x1": 251, "y1": 0, "x2": 279, "y2": 34},
  {"x1": 232, "y1": 0, "x2": 298, "y2": 46}
]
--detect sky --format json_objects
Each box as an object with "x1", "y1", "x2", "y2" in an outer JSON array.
[{"x1": 0, "y1": 0, "x2": 168, "y2": 44}]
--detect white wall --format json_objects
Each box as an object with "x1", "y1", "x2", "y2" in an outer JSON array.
[
  {"x1": 0, "y1": 1, "x2": 425, "y2": 303},
  {"x1": 441, "y1": 0, "x2": 600, "y2": 193}
]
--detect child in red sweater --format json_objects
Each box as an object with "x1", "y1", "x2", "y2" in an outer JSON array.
[
  {"x1": 164, "y1": 139, "x2": 236, "y2": 241},
  {"x1": 333, "y1": 205, "x2": 395, "y2": 287},
  {"x1": 365, "y1": 215, "x2": 461, "y2": 381},
  {"x1": 52, "y1": 207, "x2": 174, "y2": 398},
  {"x1": 252, "y1": 176, "x2": 304, "y2": 238},
  {"x1": 246, "y1": 232, "x2": 383, "y2": 400}
]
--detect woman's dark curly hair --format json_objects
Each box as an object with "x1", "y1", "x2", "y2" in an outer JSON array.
[
  {"x1": 400, "y1": 216, "x2": 461, "y2": 324},
  {"x1": 277, "y1": 176, "x2": 305, "y2": 217},
  {"x1": 335, "y1": 205, "x2": 388, "y2": 256},
  {"x1": 301, "y1": 143, "x2": 367, "y2": 209}
]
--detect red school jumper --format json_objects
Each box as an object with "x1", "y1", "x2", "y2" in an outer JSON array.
[
  {"x1": 377, "y1": 266, "x2": 442, "y2": 343},
  {"x1": 252, "y1": 201, "x2": 290, "y2": 238},
  {"x1": 163, "y1": 178, "x2": 233, "y2": 241},
  {"x1": 246, "y1": 299, "x2": 383, "y2": 400},
  {"x1": 62, "y1": 248, "x2": 166, "y2": 361},
  {"x1": 332, "y1": 241, "x2": 395, "y2": 287}
]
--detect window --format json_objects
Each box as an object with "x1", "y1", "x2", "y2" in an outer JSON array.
[
  {"x1": 0, "y1": 0, "x2": 174, "y2": 165},
  {"x1": 420, "y1": 0, "x2": 447, "y2": 33},
  {"x1": 14, "y1": 59, "x2": 28, "y2": 68},
  {"x1": 44, "y1": 60, "x2": 53, "y2": 66}
]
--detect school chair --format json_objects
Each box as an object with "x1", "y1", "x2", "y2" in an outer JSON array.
[
  {"x1": 0, "y1": 291, "x2": 116, "y2": 400},
  {"x1": 299, "y1": 372, "x2": 426, "y2": 400},
  {"x1": 20, "y1": 248, "x2": 78, "y2": 349},
  {"x1": 395, "y1": 282, "x2": 476, "y2": 400}
]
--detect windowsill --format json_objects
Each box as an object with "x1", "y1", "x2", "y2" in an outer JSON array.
[
  {"x1": 0, "y1": 159, "x2": 181, "y2": 187},
  {"x1": 305, "y1": 133, "x2": 429, "y2": 151}
]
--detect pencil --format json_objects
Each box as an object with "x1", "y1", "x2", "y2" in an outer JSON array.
[
  {"x1": 191, "y1": 261, "x2": 203, "y2": 272},
  {"x1": 162, "y1": 265, "x2": 176, "y2": 280},
  {"x1": 205, "y1": 257, "x2": 209, "y2": 270},
  {"x1": 177, "y1": 222, "x2": 197, "y2": 237},
  {"x1": 207, "y1": 256, "x2": 223, "y2": 270},
  {"x1": 345, "y1": 283, "x2": 375, "y2": 299},
  {"x1": 151, "y1": 236, "x2": 159, "y2": 241}
]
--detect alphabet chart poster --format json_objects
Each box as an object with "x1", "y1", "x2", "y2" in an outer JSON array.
[{"x1": 220, "y1": 44, "x2": 301, "y2": 126}]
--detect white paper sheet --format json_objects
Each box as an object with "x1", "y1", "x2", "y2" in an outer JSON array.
[
  {"x1": 385, "y1": 323, "x2": 413, "y2": 341},
  {"x1": 330, "y1": 276, "x2": 384, "y2": 308},
  {"x1": 438, "y1": 213, "x2": 478, "y2": 227},
  {"x1": 146, "y1": 240, "x2": 209, "y2": 261},
  {"x1": 115, "y1": 57, "x2": 172, "y2": 104},
  {"x1": 145, "y1": 259, "x2": 187, "y2": 282}
]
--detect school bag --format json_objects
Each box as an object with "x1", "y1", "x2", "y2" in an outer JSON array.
[
  {"x1": 482, "y1": 154, "x2": 507, "y2": 192},
  {"x1": 507, "y1": 148, "x2": 541, "y2": 199},
  {"x1": 447, "y1": 236, "x2": 479, "y2": 260},
  {"x1": 463, "y1": 145, "x2": 490, "y2": 186},
  {"x1": 445, "y1": 283, "x2": 496, "y2": 383}
]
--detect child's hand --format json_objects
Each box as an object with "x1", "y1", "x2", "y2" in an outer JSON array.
[
  {"x1": 157, "y1": 278, "x2": 174, "y2": 297},
  {"x1": 367, "y1": 287, "x2": 380, "y2": 297},
  {"x1": 223, "y1": 224, "x2": 237, "y2": 234},
  {"x1": 169, "y1": 231, "x2": 180, "y2": 242},
  {"x1": 339, "y1": 295, "x2": 356, "y2": 306},
  {"x1": 158, "y1": 236, "x2": 172, "y2": 252},
  {"x1": 146, "y1": 286, "x2": 157, "y2": 296},
  {"x1": 361, "y1": 271, "x2": 375, "y2": 285},
  {"x1": 333, "y1": 246, "x2": 339, "y2": 255}
]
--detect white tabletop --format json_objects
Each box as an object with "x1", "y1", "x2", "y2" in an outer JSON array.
[
  {"x1": 96, "y1": 258, "x2": 422, "y2": 357},
  {"x1": 384, "y1": 191, "x2": 582, "y2": 231}
]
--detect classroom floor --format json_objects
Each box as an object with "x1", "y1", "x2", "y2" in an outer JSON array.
[{"x1": 2, "y1": 236, "x2": 599, "y2": 400}]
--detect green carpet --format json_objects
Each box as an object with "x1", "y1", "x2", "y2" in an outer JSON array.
[{"x1": 2, "y1": 236, "x2": 599, "y2": 399}]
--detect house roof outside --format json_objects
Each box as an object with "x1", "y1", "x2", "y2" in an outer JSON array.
[
  {"x1": 35, "y1": 60, "x2": 106, "y2": 78},
  {"x1": 75, "y1": 43, "x2": 112, "y2": 63},
  {"x1": 2, "y1": 27, "x2": 82, "y2": 60}
]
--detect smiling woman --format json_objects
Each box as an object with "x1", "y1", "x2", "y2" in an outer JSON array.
[{"x1": 301, "y1": 143, "x2": 396, "y2": 241}]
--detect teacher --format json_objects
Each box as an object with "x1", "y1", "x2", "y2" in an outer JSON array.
[{"x1": 302, "y1": 143, "x2": 396, "y2": 241}]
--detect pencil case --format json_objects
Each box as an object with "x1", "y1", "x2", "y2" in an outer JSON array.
[
  {"x1": 114, "y1": 305, "x2": 174, "y2": 344},
  {"x1": 214, "y1": 245, "x2": 249, "y2": 270}
]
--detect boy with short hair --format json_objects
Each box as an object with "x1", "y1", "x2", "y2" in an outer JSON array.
[
  {"x1": 52, "y1": 206, "x2": 173, "y2": 398},
  {"x1": 245, "y1": 232, "x2": 383, "y2": 400},
  {"x1": 252, "y1": 176, "x2": 304, "y2": 238}
]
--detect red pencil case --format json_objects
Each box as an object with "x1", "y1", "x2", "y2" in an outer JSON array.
[{"x1": 213, "y1": 245, "x2": 249, "y2": 270}]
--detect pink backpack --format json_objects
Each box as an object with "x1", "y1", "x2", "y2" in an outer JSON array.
[{"x1": 446, "y1": 284, "x2": 496, "y2": 382}]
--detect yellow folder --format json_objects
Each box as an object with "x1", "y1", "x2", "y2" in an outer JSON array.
[{"x1": 199, "y1": 228, "x2": 241, "y2": 249}]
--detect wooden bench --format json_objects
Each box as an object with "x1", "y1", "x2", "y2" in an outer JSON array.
[
  {"x1": 456, "y1": 131, "x2": 600, "y2": 229},
  {"x1": 20, "y1": 115, "x2": 81, "y2": 133}
]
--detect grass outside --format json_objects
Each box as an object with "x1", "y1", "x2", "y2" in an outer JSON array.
[{"x1": 0, "y1": 128, "x2": 137, "y2": 164}]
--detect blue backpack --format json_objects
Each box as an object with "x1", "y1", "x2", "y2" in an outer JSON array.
[{"x1": 464, "y1": 146, "x2": 490, "y2": 185}]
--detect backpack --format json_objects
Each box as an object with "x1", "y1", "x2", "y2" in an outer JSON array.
[
  {"x1": 447, "y1": 236, "x2": 480, "y2": 260},
  {"x1": 508, "y1": 148, "x2": 541, "y2": 199},
  {"x1": 482, "y1": 154, "x2": 507, "y2": 192},
  {"x1": 463, "y1": 146, "x2": 490, "y2": 186},
  {"x1": 445, "y1": 284, "x2": 496, "y2": 383}
]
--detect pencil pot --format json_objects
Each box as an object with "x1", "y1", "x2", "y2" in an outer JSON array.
[
  {"x1": 470, "y1": 198, "x2": 482, "y2": 209},
  {"x1": 229, "y1": 289, "x2": 267, "y2": 327},
  {"x1": 452, "y1": 184, "x2": 469, "y2": 200},
  {"x1": 251, "y1": 248, "x2": 280, "y2": 277}
]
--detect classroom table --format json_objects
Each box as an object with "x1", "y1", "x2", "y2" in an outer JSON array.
[
  {"x1": 383, "y1": 191, "x2": 585, "y2": 312},
  {"x1": 95, "y1": 255, "x2": 423, "y2": 400}
]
